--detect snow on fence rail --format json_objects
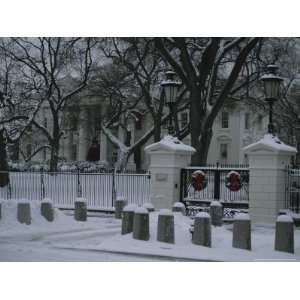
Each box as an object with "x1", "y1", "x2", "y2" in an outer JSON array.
[{"x1": 0, "y1": 170, "x2": 151, "y2": 210}]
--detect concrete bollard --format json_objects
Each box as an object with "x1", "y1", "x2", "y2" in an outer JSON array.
[
  {"x1": 41, "y1": 198, "x2": 54, "y2": 222},
  {"x1": 157, "y1": 209, "x2": 175, "y2": 244},
  {"x1": 133, "y1": 207, "x2": 149, "y2": 241},
  {"x1": 192, "y1": 212, "x2": 211, "y2": 247},
  {"x1": 210, "y1": 201, "x2": 223, "y2": 226},
  {"x1": 142, "y1": 202, "x2": 155, "y2": 212},
  {"x1": 17, "y1": 201, "x2": 31, "y2": 225},
  {"x1": 115, "y1": 196, "x2": 127, "y2": 219},
  {"x1": 172, "y1": 202, "x2": 186, "y2": 215},
  {"x1": 122, "y1": 204, "x2": 137, "y2": 235},
  {"x1": 275, "y1": 214, "x2": 294, "y2": 254},
  {"x1": 232, "y1": 213, "x2": 251, "y2": 250},
  {"x1": 74, "y1": 197, "x2": 87, "y2": 221}
]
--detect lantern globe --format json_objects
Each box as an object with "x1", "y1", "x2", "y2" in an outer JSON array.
[
  {"x1": 260, "y1": 65, "x2": 283, "y2": 101},
  {"x1": 161, "y1": 71, "x2": 181, "y2": 104}
]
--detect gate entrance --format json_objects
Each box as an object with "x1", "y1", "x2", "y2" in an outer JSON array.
[{"x1": 180, "y1": 164, "x2": 249, "y2": 217}]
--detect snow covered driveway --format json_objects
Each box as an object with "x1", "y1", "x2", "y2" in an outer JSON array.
[
  {"x1": 1, "y1": 200, "x2": 300, "y2": 261},
  {"x1": 0, "y1": 201, "x2": 168, "y2": 261}
]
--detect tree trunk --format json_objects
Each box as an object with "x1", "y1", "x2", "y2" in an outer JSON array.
[
  {"x1": 49, "y1": 142, "x2": 60, "y2": 172},
  {"x1": 153, "y1": 116, "x2": 162, "y2": 142},
  {"x1": 0, "y1": 130, "x2": 9, "y2": 187},
  {"x1": 49, "y1": 116, "x2": 61, "y2": 172},
  {"x1": 116, "y1": 149, "x2": 130, "y2": 172},
  {"x1": 134, "y1": 146, "x2": 142, "y2": 171},
  {"x1": 190, "y1": 88, "x2": 207, "y2": 166},
  {"x1": 192, "y1": 127, "x2": 213, "y2": 166}
]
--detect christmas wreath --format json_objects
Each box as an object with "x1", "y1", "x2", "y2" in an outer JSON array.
[
  {"x1": 225, "y1": 171, "x2": 243, "y2": 192},
  {"x1": 191, "y1": 170, "x2": 207, "y2": 191}
]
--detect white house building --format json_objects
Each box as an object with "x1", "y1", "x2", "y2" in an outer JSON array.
[{"x1": 17, "y1": 97, "x2": 269, "y2": 169}]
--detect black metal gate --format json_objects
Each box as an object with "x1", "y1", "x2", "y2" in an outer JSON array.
[{"x1": 180, "y1": 164, "x2": 249, "y2": 217}]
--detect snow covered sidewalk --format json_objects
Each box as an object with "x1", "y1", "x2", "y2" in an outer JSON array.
[
  {"x1": 1, "y1": 200, "x2": 299, "y2": 261},
  {"x1": 90, "y1": 212, "x2": 300, "y2": 262},
  {"x1": 0, "y1": 200, "x2": 169, "y2": 261}
]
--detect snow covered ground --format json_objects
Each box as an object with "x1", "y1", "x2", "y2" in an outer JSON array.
[
  {"x1": 0, "y1": 200, "x2": 165, "y2": 261},
  {"x1": 1, "y1": 200, "x2": 299, "y2": 261}
]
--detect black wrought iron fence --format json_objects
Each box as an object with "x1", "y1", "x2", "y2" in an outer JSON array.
[
  {"x1": 0, "y1": 169, "x2": 151, "y2": 210},
  {"x1": 286, "y1": 166, "x2": 300, "y2": 213}
]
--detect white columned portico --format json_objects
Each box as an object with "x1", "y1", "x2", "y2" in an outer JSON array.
[
  {"x1": 145, "y1": 135, "x2": 195, "y2": 209},
  {"x1": 65, "y1": 129, "x2": 74, "y2": 161},
  {"x1": 78, "y1": 108, "x2": 89, "y2": 161},
  {"x1": 244, "y1": 134, "x2": 297, "y2": 224}
]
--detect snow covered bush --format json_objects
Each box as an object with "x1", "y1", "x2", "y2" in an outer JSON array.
[{"x1": 7, "y1": 160, "x2": 109, "y2": 173}]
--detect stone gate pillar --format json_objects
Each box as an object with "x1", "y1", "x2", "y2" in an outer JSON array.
[
  {"x1": 144, "y1": 135, "x2": 195, "y2": 209},
  {"x1": 244, "y1": 134, "x2": 297, "y2": 223}
]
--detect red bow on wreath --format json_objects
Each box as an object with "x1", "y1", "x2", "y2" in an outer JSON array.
[
  {"x1": 225, "y1": 171, "x2": 242, "y2": 192},
  {"x1": 191, "y1": 170, "x2": 207, "y2": 191}
]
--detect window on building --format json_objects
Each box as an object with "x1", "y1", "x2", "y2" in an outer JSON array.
[
  {"x1": 257, "y1": 115, "x2": 263, "y2": 131},
  {"x1": 181, "y1": 112, "x2": 188, "y2": 129},
  {"x1": 244, "y1": 112, "x2": 250, "y2": 130},
  {"x1": 221, "y1": 111, "x2": 229, "y2": 128},
  {"x1": 220, "y1": 143, "x2": 228, "y2": 160}
]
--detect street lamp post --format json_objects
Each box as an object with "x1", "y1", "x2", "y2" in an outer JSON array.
[
  {"x1": 161, "y1": 71, "x2": 181, "y2": 136},
  {"x1": 260, "y1": 64, "x2": 283, "y2": 135}
]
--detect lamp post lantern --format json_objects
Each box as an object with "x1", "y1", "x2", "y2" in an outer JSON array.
[
  {"x1": 161, "y1": 71, "x2": 181, "y2": 136},
  {"x1": 260, "y1": 64, "x2": 283, "y2": 135}
]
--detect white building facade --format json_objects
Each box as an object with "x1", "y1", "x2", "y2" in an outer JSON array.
[{"x1": 17, "y1": 98, "x2": 269, "y2": 169}]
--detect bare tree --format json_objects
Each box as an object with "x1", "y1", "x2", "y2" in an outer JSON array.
[
  {"x1": 0, "y1": 46, "x2": 42, "y2": 185},
  {"x1": 93, "y1": 38, "x2": 190, "y2": 170},
  {"x1": 155, "y1": 37, "x2": 262, "y2": 165},
  {"x1": 0, "y1": 37, "x2": 94, "y2": 171}
]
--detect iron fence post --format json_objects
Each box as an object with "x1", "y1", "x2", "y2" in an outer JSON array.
[
  {"x1": 112, "y1": 168, "x2": 116, "y2": 207},
  {"x1": 7, "y1": 172, "x2": 12, "y2": 200},
  {"x1": 40, "y1": 167, "x2": 45, "y2": 200},
  {"x1": 285, "y1": 165, "x2": 290, "y2": 210},
  {"x1": 179, "y1": 168, "x2": 186, "y2": 203},
  {"x1": 214, "y1": 162, "x2": 220, "y2": 200},
  {"x1": 77, "y1": 167, "x2": 82, "y2": 197}
]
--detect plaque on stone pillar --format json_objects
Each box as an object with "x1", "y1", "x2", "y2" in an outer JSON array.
[{"x1": 155, "y1": 173, "x2": 168, "y2": 181}]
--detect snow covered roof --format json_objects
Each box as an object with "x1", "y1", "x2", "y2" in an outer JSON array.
[
  {"x1": 243, "y1": 134, "x2": 297, "y2": 154},
  {"x1": 144, "y1": 135, "x2": 196, "y2": 154}
]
